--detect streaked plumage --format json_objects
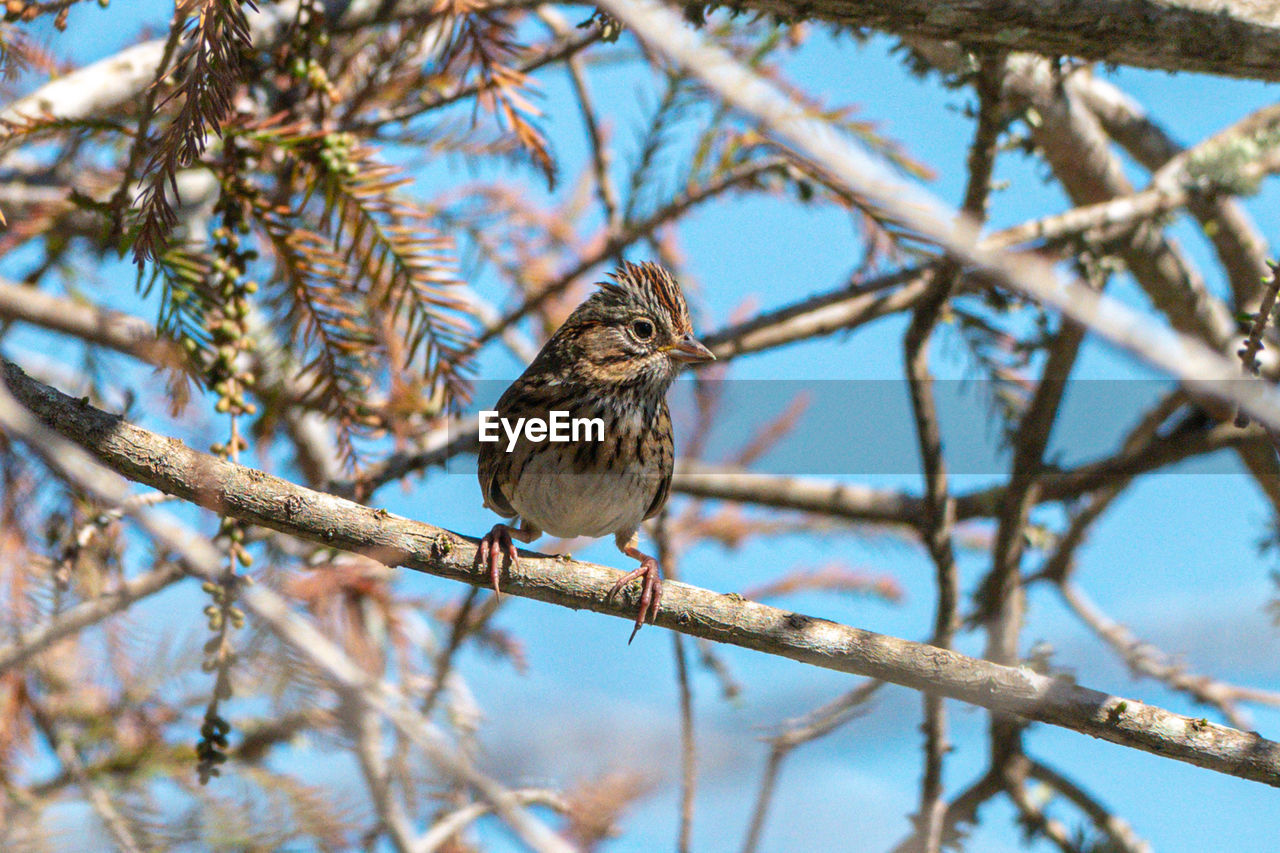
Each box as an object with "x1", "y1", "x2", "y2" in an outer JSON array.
[{"x1": 476, "y1": 261, "x2": 714, "y2": 638}]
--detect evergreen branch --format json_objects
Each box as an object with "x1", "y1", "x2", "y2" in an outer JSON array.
[
  {"x1": 433, "y1": 3, "x2": 555, "y2": 185},
  {"x1": 233, "y1": 128, "x2": 477, "y2": 464},
  {"x1": 0, "y1": 111, "x2": 133, "y2": 151},
  {"x1": 356, "y1": 23, "x2": 600, "y2": 131},
  {"x1": 133, "y1": 0, "x2": 257, "y2": 262},
  {"x1": 623, "y1": 69, "x2": 701, "y2": 225},
  {"x1": 251, "y1": 202, "x2": 375, "y2": 467},
  {"x1": 292, "y1": 132, "x2": 476, "y2": 408}
]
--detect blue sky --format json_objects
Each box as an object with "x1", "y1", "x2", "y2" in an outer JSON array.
[{"x1": 11, "y1": 3, "x2": 1280, "y2": 851}]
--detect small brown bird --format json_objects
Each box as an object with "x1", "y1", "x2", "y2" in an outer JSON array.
[{"x1": 476, "y1": 261, "x2": 715, "y2": 639}]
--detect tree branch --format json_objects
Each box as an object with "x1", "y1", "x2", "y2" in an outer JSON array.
[
  {"x1": 716, "y1": 0, "x2": 1280, "y2": 82},
  {"x1": 7, "y1": 357, "x2": 1280, "y2": 786},
  {"x1": 1072, "y1": 72, "x2": 1270, "y2": 310},
  {"x1": 0, "y1": 562, "x2": 183, "y2": 675},
  {"x1": 0, "y1": 276, "x2": 176, "y2": 364},
  {"x1": 671, "y1": 418, "x2": 1260, "y2": 526}
]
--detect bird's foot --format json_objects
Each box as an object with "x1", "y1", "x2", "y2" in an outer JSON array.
[
  {"x1": 606, "y1": 555, "x2": 663, "y2": 643},
  {"x1": 476, "y1": 523, "x2": 519, "y2": 596}
]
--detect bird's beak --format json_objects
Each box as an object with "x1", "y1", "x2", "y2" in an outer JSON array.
[{"x1": 667, "y1": 334, "x2": 716, "y2": 363}]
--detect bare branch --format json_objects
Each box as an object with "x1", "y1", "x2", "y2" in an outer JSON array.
[
  {"x1": 346, "y1": 701, "x2": 418, "y2": 853},
  {"x1": 656, "y1": 519, "x2": 697, "y2": 853},
  {"x1": 1025, "y1": 759, "x2": 1151, "y2": 853},
  {"x1": 710, "y1": 0, "x2": 1280, "y2": 82},
  {"x1": 1059, "y1": 580, "x2": 1280, "y2": 730},
  {"x1": 704, "y1": 266, "x2": 930, "y2": 362},
  {"x1": 742, "y1": 680, "x2": 881, "y2": 853},
  {"x1": 987, "y1": 98, "x2": 1280, "y2": 280},
  {"x1": 537, "y1": 7, "x2": 621, "y2": 233},
  {"x1": 475, "y1": 156, "x2": 796, "y2": 348},
  {"x1": 672, "y1": 417, "x2": 1261, "y2": 525},
  {"x1": 419, "y1": 789, "x2": 566, "y2": 853},
  {"x1": 0, "y1": 561, "x2": 183, "y2": 675},
  {"x1": 0, "y1": 276, "x2": 177, "y2": 364},
  {"x1": 1071, "y1": 72, "x2": 1270, "y2": 309}
]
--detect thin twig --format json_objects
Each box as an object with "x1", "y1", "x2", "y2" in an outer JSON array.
[
  {"x1": 347, "y1": 700, "x2": 418, "y2": 853},
  {"x1": 1071, "y1": 72, "x2": 1270, "y2": 309},
  {"x1": 474, "y1": 157, "x2": 793, "y2": 349},
  {"x1": 1026, "y1": 758, "x2": 1151, "y2": 853},
  {"x1": 890, "y1": 768, "x2": 1005, "y2": 853},
  {"x1": 420, "y1": 587, "x2": 487, "y2": 719},
  {"x1": 1235, "y1": 260, "x2": 1280, "y2": 428},
  {"x1": 671, "y1": 630, "x2": 695, "y2": 853},
  {"x1": 1237, "y1": 261, "x2": 1280, "y2": 377},
  {"x1": 0, "y1": 561, "x2": 184, "y2": 674},
  {"x1": 360, "y1": 26, "x2": 603, "y2": 131},
  {"x1": 742, "y1": 680, "x2": 880, "y2": 853},
  {"x1": 902, "y1": 52, "x2": 1004, "y2": 851},
  {"x1": 673, "y1": 418, "x2": 1259, "y2": 526},
  {"x1": 656, "y1": 517, "x2": 696, "y2": 853},
  {"x1": 106, "y1": 6, "x2": 187, "y2": 236},
  {"x1": 29, "y1": 703, "x2": 145, "y2": 853},
  {"x1": 742, "y1": 680, "x2": 881, "y2": 853},
  {"x1": 1058, "y1": 580, "x2": 1280, "y2": 730},
  {"x1": 536, "y1": 7, "x2": 621, "y2": 233},
  {"x1": 1006, "y1": 777, "x2": 1077, "y2": 853},
  {"x1": 1033, "y1": 391, "x2": 1186, "y2": 585},
  {"x1": 419, "y1": 789, "x2": 567, "y2": 852}
]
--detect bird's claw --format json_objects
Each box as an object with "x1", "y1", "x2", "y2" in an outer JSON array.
[
  {"x1": 476, "y1": 524, "x2": 519, "y2": 597},
  {"x1": 606, "y1": 557, "x2": 663, "y2": 643}
]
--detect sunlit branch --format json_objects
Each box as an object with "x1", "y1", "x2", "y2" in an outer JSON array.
[
  {"x1": 8, "y1": 359, "x2": 1280, "y2": 787},
  {"x1": 714, "y1": 0, "x2": 1280, "y2": 82},
  {"x1": 1059, "y1": 580, "x2": 1280, "y2": 731}
]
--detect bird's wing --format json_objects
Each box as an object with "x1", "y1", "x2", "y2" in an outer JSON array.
[
  {"x1": 477, "y1": 380, "x2": 526, "y2": 519},
  {"x1": 478, "y1": 452, "x2": 517, "y2": 518},
  {"x1": 643, "y1": 401, "x2": 674, "y2": 521}
]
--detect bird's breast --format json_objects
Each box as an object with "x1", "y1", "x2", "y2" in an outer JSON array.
[{"x1": 505, "y1": 413, "x2": 667, "y2": 540}]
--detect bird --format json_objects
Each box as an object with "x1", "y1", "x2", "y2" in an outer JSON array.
[{"x1": 475, "y1": 261, "x2": 715, "y2": 640}]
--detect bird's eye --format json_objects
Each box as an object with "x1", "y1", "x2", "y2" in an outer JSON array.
[{"x1": 630, "y1": 318, "x2": 655, "y2": 341}]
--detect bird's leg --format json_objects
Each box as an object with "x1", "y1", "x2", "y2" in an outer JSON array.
[
  {"x1": 476, "y1": 520, "x2": 540, "y2": 596},
  {"x1": 606, "y1": 532, "x2": 663, "y2": 643}
]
